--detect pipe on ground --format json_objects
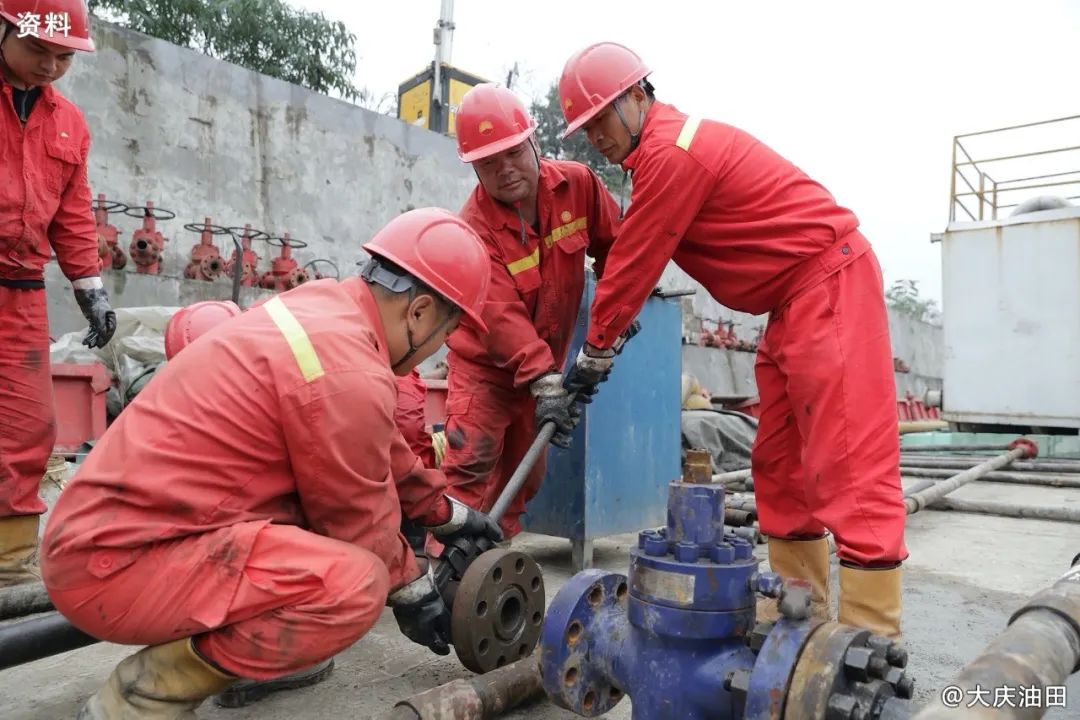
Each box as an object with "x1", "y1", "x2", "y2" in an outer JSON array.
[
  {"x1": 912, "y1": 562, "x2": 1080, "y2": 720},
  {"x1": 724, "y1": 508, "x2": 757, "y2": 526},
  {"x1": 0, "y1": 611, "x2": 99, "y2": 671},
  {"x1": 899, "y1": 420, "x2": 949, "y2": 433},
  {"x1": 386, "y1": 656, "x2": 543, "y2": 720},
  {"x1": 0, "y1": 581, "x2": 53, "y2": 620},
  {"x1": 904, "y1": 441, "x2": 1038, "y2": 515},
  {"x1": 900, "y1": 457, "x2": 1080, "y2": 474},
  {"x1": 901, "y1": 443, "x2": 1013, "y2": 453},
  {"x1": 926, "y1": 497, "x2": 1080, "y2": 523},
  {"x1": 711, "y1": 468, "x2": 751, "y2": 484},
  {"x1": 900, "y1": 467, "x2": 1080, "y2": 489}
]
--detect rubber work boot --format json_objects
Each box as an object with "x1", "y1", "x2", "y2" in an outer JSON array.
[
  {"x1": 758, "y1": 535, "x2": 831, "y2": 623},
  {"x1": 213, "y1": 657, "x2": 334, "y2": 708},
  {"x1": 77, "y1": 637, "x2": 235, "y2": 719},
  {"x1": 0, "y1": 515, "x2": 42, "y2": 588},
  {"x1": 838, "y1": 563, "x2": 903, "y2": 641}
]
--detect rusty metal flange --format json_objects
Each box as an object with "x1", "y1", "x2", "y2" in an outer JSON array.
[
  {"x1": 783, "y1": 622, "x2": 913, "y2": 720},
  {"x1": 451, "y1": 549, "x2": 545, "y2": 674}
]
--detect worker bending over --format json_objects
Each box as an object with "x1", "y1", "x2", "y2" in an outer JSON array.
[
  {"x1": 558, "y1": 43, "x2": 907, "y2": 639},
  {"x1": 0, "y1": 0, "x2": 116, "y2": 588},
  {"x1": 439, "y1": 83, "x2": 620, "y2": 540},
  {"x1": 41, "y1": 209, "x2": 502, "y2": 718}
]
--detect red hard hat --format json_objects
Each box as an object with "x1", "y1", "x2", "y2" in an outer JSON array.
[
  {"x1": 362, "y1": 208, "x2": 490, "y2": 334},
  {"x1": 0, "y1": 0, "x2": 96, "y2": 52},
  {"x1": 164, "y1": 300, "x2": 242, "y2": 360},
  {"x1": 455, "y1": 83, "x2": 536, "y2": 163},
  {"x1": 558, "y1": 42, "x2": 650, "y2": 139}
]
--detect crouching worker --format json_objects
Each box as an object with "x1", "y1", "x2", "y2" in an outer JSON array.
[{"x1": 40, "y1": 208, "x2": 499, "y2": 719}]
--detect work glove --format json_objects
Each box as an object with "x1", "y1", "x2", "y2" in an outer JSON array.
[
  {"x1": 531, "y1": 372, "x2": 580, "y2": 449},
  {"x1": 427, "y1": 496, "x2": 503, "y2": 546},
  {"x1": 72, "y1": 278, "x2": 117, "y2": 349},
  {"x1": 565, "y1": 321, "x2": 642, "y2": 403},
  {"x1": 388, "y1": 568, "x2": 453, "y2": 656}
]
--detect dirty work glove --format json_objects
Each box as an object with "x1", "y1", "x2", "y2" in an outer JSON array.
[
  {"x1": 388, "y1": 568, "x2": 453, "y2": 655},
  {"x1": 531, "y1": 372, "x2": 580, "y2": 449},
  {"x1": 569, "y1": 343, "x2": 615, "y2": 395},
  {"x1": 613, "y1": 320, "x2": 642, "y2": 355},
  {"x1": 427, "y1": 496, "x2": 503, "y2": 545},
  {"x1": 72, "y1": 277, "x2": 117, "y2": 349}
]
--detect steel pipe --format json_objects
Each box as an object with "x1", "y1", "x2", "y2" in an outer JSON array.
[
  {"x1": 0, "y1": 611, "x2": 99, "y2": 671},
  {"x1": 0, "y1": 581, "x2": 53, "y2": 620},
  {"x1": 901, "y1": 443, "x2": 1013, "y2": 453},
  {"x1": 912, "y1": 562, "x2": 1080, "y2": 720},
  {"x1": 904, "y1": 441, "x2": 1038, "y2": 514},
  {"x1": 900, "y1": 467, "x2": 1080, "y2": 488},
  {"x1": 724, "y1": 508, "x2": 757, "y2": 526},
  {"x1": 711, "y1": 468, "x2": 751, "y2": 483},
  {"x1": 386, "y1": 656, "x2": 543, "y2": 720},
  {"x1": 899, "y1": 457, "x2": 1080, "y2": 474},
  {"x1": 925, "y1": 498, "x2": 1080, "y2": 523}
]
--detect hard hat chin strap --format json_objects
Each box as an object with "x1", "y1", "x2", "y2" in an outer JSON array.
[
  {"x1": 360, "y1": 256, "x2": 454, "y2": 371},
  {"x1": 613, "y1": 86, "x2": 646, "y2": 154},
  {"x1": 391, "y1": 287, "x2": 456, "y2": 372}
]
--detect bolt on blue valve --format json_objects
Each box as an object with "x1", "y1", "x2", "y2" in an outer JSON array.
[{"x1": 754, "y1": 571, "x2": 783, "y2": 598}]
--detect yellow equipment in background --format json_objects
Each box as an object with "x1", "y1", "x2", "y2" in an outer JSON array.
[{"x1": 398, "y1": 62, "x2": 488, "y2": 137}]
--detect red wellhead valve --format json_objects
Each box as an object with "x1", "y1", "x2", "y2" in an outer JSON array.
[
  {"x1": 182, "y1": 218, "x2": 229, "y2": 282},
  {"x1": 302, "y1": 259, "x2": 340, "y2": 281},
  {"x1": 258, "y1": 234, "x2": 310, "y2": 292},
  {"x1": 124, "y1": 201, "x2": 176, "y2": 274},
  {"x1": 225, "y1": 225, "x2": 266, "y2": 287},
  {"x1": 92, "y1": 194, "x2": 129, "y2": 271}
]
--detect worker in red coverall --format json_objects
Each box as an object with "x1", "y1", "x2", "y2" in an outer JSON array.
[
  {"x1": 41, "y1": 208, "x2": 503, "y2": 719},
  {"x1": 0, "y1": 0, "x2": 116, "y2": 588},
  {"x1": 558, "y1": 43, "x2": 907, "y2": 640},
  {"x1": 160, "y1": 301, "x2": 442, "y2": 709},
  {"x1": 438, "y1": 83, "x2": 620, "y2": 541}
]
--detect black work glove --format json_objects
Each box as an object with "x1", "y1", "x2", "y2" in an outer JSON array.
[
  {"x1": 531, "y1": 372, "x2": 580, "y2": 449},
  {"x1": 73, "y1": 281, "x2": 117, "y2": 349},
  {"x1": 389, "y1": 571, "x2": 453, "y2": 655},
  {"x1": 427, "y1": 496, "x2": 503, "y2": 545}
]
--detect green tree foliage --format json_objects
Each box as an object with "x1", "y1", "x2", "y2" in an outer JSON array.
[
  {"x1": 530, "y1": 82, "x2": 627, "y2": 198},
  {"x1": 886, "y1": 279, "x2": 941, "y2": 323},
  {"x1": 88, "y1": 0, "x2": 364, "y2": 102}
]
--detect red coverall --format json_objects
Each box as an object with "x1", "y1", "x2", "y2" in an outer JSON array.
[
  {"x1": 0, "y1": 78, "x2": 99, "y2": 518},
  {"x1": 441, "y1": 159, "x2": 619, "y2": 538},
  {"x1": 589, "y1": 102, "x2": 906, "y2": 567},
  {"x1": 395, "y1": 369, "x2": 435, "y2": 468},
  {"x1": 41, "y1": 278, "x2": 452, "y2": 680}
]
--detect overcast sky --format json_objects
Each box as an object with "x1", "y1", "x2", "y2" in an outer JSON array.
[{"x1": 292, "y1": 0, "x2": 1080, "y2": 309}]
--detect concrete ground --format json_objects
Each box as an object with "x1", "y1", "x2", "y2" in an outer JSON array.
[{"x1": 4, "y1": 477, "x2": 1080, "y2": 719}]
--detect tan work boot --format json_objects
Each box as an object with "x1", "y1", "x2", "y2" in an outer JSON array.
[
  {"x1": 78, "y1": 637, "x2": 236, "y2": 719},
  {"x1": 838, "y1": 563, "x2": 903, "y2": 640},
  {"x1": 757, "y1": 535, "x2": 831, "y2": 623},
  {"x1": 0, "y1": 515, "x2": 42, "y2": 588}
]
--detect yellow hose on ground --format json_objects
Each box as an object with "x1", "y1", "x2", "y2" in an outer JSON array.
[{"x1": 432, "y1": 431, "x2": 446, "y2": 468}]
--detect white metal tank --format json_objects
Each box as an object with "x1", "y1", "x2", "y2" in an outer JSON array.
[{"x1": 939, "y1": 204, "x2": 1080, "y2": 429}]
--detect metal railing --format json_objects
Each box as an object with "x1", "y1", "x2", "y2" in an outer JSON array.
[{"x1": 949, "y1": 114, "x2": 1080, "y2": 222}]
